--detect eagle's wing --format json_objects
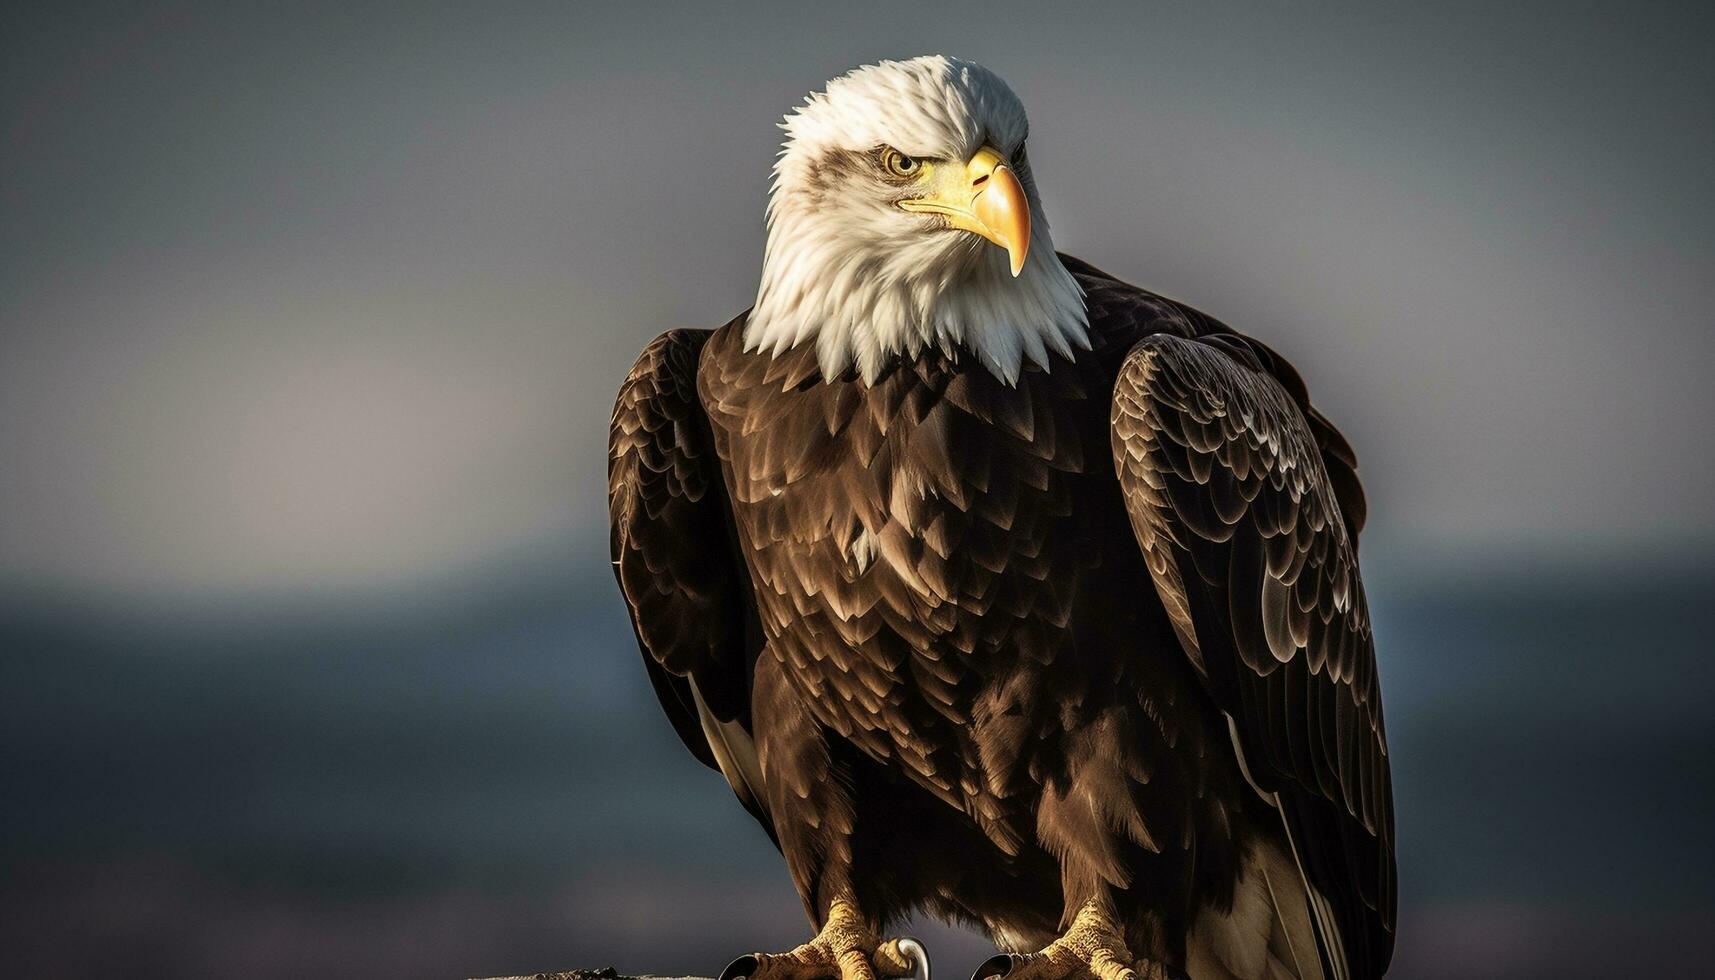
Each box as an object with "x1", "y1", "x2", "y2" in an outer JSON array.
[
  {"x1": 1109, "y1": 331, "x2": 1395, "y2": 980},
  {"x1": 609, "y1": 328, "x2": 772, "y2": 838}
]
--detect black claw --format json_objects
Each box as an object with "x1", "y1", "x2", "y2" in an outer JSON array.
[
  {"x1": 971, "y1": 953, "x2": 1019, "y2": 980},
  {"x1": 720, "y1": 954, "x2": 760, "y2": 980}
]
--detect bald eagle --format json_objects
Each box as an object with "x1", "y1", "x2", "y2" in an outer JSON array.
[{"x1": 609, "y1": 56, "x2": 1394, "y2": 980}]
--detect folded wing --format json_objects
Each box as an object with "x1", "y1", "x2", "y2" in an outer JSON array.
[
  {"x1": 1110, "y1": 332, "x2": 1395, "y2": 979},
  {"x1": 609, "y1": 329, "x2": 771, "y2": 837}
]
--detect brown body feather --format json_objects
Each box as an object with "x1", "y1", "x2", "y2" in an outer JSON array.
[{"x1": 609, "y1": 256, "x2": 1394, "y2": 977}]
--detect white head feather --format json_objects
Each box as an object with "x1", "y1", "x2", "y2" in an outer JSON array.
[{"x1": 744, "y1": 56, "x2": 1088, "y2": 386}]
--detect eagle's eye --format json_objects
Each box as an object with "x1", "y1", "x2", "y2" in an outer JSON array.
[{"x1": 880, "y1": 147, "x2": 921, "y2": 178}]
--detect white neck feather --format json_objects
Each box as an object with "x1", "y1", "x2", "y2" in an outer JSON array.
[{"x1": 744, "y1": 205, "x2": 1089, "y2": 386}]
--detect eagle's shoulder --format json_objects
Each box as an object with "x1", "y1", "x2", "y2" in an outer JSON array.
[
  {"x1": 1060, "y1": 253, "x2": 1234, "y2": 357},
  {"x1": 1060, "y1": 252, "x2": 1367, "y2": 538},
  {"x1": 696, "y1": 311, "x2": 751, "y2": 388},
  {"x1": 699, "y1": 309, "x2": 830, "y2": 400}
]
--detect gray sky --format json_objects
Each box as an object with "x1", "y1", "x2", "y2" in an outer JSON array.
[{"x1": 4, "y1": 1, "x2": 1712, "y2": 600}]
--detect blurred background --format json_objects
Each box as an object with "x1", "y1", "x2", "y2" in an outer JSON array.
[{"x1": 4, "y1": 2, "x2": 1713, "y2": 978}]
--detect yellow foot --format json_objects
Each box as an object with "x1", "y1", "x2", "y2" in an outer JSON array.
[
  {"x1": 720, "y1": 897, "x2": 930, "y2": 980},
  {"x1": 970, "y1": 902, "x2": 1186, "y2": 980}
]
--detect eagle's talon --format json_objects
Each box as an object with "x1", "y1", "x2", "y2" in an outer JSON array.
[
  {"x1": 881, "y1": 937, "x2": 931, "y2": 980},
  {"x1": 722, "y1": 898, "x2": 924, "y2": 980},
  {"x1": 972, "y1": 953, "x2": 1020, "y2": 980},
  {"x1": 973, "y1": 950, "x2": 1140, "y2": 980},
  {"x1": 720, "y1": 954, "x2": 761, "y2": 980},
  {"x1": 978, "y1": 903, "x2": 1172, "y2": 980}
]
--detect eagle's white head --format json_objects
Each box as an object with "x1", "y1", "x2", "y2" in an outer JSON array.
[{"x1": 744, "y1": 56, "x2": 1088, "y2": 386}]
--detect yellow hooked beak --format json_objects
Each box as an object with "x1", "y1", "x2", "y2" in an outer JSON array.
[{"x1": 900, "y1": 145, "x2": 1031, "y2": 277}]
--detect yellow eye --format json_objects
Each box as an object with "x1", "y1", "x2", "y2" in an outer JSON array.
[{"x1": 880, "y1": 147, "x2": 921, "y2": 178}]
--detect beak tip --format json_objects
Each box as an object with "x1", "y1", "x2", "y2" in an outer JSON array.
[
  {"x1": 961, "y1": 153, "x2": 1032, "y2": 280},
  {"x1": 1007, "y1": 238, "x2": 1028, "y2": 277}
]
